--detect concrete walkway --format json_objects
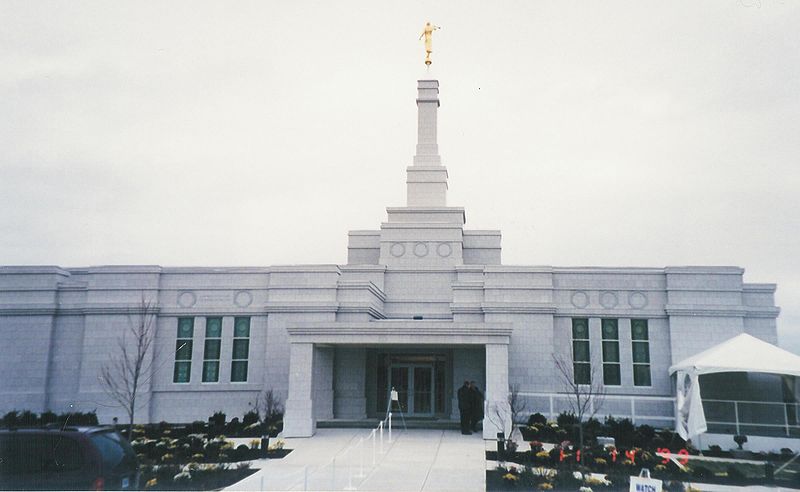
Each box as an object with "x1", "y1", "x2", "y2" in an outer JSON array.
[{"x1": 225, "y1": 429, "x2": 485, "y2": 491}]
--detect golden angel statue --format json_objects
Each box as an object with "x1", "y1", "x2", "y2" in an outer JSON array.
[{"x1": 419, "y1": 22, "x2": 441, "y2": 66}]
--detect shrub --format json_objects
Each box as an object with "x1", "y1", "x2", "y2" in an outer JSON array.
[
  {"x1": 528, "y1": 413, "x2": 548, "y2": 426},
  {"x1": 727, "y1": 465, "x2": 746, "y2": 482},
  {"x1": 692, "y1": 465, "x2": 712, "y2": 479},
  {"x1": 706, "y1": 444, "x2": 723, "y2": 457},
  {"x1": 40, "y1": 411, "x2": 57, "y2": 426},
  {"x1": 557, "y1": 412, "x2": 579, "y2": 429},
  {"x1": 604, "y1": 417, "x2": 636, "y2": 447},
  {"x1": 634, "y1": 424, "x2": 656, "y2": 447},
  {"x1": 209, "y1": 411, "x2": 226, "y2": 427},
  {"x1": 2, "y1": 411, "x2": 20, "y2": 428},
  {"x1": 243, "y1": 410, "x2": 259, "y2": 427}
]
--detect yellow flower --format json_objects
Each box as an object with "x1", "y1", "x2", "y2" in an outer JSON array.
[
  {"x1": 538, "y1": 483, "x2": 554, "y2": 490},
  {"x1": 502, "y1": 473, "x2": 519, "y2": 481},
  {"x1": 536, "y1": 450, "x2": 550, "y2": 459}
]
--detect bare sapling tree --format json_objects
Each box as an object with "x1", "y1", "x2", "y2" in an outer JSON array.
[
  {"x1": 254, "y1": 388, "x2": 284, "y2": 436},
  {"x1": 100, "y1": 296, "x2": 158, "y2": 440},
  {"x1": 552, "y1": 353, "x2": 606, "y2": 449},
  {"x1": 487, "y1": 384, "x2": 527, "y2": 440}
]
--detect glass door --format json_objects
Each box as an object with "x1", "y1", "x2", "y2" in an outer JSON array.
[
  {"x1": 388, "y1": 364, "x2": 435, "y2": 416},
  {"x1": 413, "y1": 366, "x2": 433, "y2": 414},
  {"x1": 389, "y1": 366, "x2": 409, "y2": 412}
]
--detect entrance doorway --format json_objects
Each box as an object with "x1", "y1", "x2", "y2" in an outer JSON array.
[
  {"x1": 390, "y1": 364, "x2": 434, "y2": 415},
  {"x1": 376, "y1": 353, "x2": 447, "y2": 417}
]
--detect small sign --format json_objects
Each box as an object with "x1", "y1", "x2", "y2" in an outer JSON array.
[
  {"x1": 629, "y1": 469, "x2": 662, "y2": 492},
  {"x1": 390, "y1": 388, "x2": 399, "y2": 402}
]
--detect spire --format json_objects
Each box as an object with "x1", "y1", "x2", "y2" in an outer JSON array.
[{"x1": 407, "y1": 79, "x2": 448, "y2": 207}]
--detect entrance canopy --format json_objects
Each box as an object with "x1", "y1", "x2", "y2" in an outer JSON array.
[{"x1": 668, "y1": 333, "x2": 800, "y2": 440}]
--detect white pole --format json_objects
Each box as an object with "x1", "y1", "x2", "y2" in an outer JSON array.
[
  {"x1": 304, "y1": 465, "x2": 309, "y2": 491},
  {"x1": 388, "y1": 412, "x2": 393, "y2": 443},
  {"x1": 260, "y1": 475, "x2": 265, "y2": 491},
  {"x1": 371, "y1": 429, "x2": 376, "y2": 465},
  {"x1": 379, "y1": 420, "x2": 384, "y2": 454},
  {"x1": 332, "y1": 457, "x2": 337, "y2": 491}
]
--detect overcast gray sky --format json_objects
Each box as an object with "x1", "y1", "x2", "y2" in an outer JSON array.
[{"x1": 2, "y1": 1, "x2": 799, "y2": 352}]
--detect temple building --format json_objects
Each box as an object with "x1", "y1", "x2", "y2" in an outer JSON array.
[{"x1": 0, "y1": 78, "x2": 790, "y2": 447}]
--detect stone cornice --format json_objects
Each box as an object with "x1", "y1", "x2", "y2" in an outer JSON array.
[
  {"x1": 481, "y1": 303, "x2": 557, "y2": 314},
  {"x1": 743, "y1": 283, "x2": 777, "y2": 293},
  {"x1": 664, "y1": 266, "x2": 744, "y2": 275},
  {"x1": 665, "y1": 305, "x2": 747, "y2": 317},
  {"x1": 287, "y1": 320, "x2": 512, "y2": 345},
  {"x1": 554, "y1": 309, "x2": 668, "y2": 319},
  {"x1": 0, "y1": 266, "x2": 72, "y2": 275},
  {"x1": 336, "y1": 281, "x2": 387, "y2": 302},
  {"x1": 264, "y1": 302, "x2": 339, "y2": 313}
]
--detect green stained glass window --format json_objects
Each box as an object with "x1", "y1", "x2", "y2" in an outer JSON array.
[
  {"x1": 231, "y1": 361, "x2": 248, "y2": 382},
  {"x1": 206, "y1": 317, "x2": 222, "y2": 338},
  {"x1": 634, "y1": 365, "x2": 652, "y2": 386},
  {"x1": 603, "y1": 364, "x2": 621, "y2": 386},
  {"x1": 632, "y1": 342, "x2": 650, "y2": 363},
  {"x1": 573, "y1": 341, "x2": 590, "y2": 362},
  {"x1": 203, "y1": 361, "x2": 219, "y2": 383},
  {"x1": 602, "y1": 341, "x2": 620, "y2": 362},
  {"x1": 178, "y1": 318, "x2": 194, "y2": 338},
  {"x1": 574, "y1": 363, "x2": 591, "y2": 385},
  {"x1": 174, "y1": 317, "x2": 195, "y2": 383},
  {"x1": 602, "y1": 319, "x2": 618, "y2": 339},
  {"x1": 231, "y1": 317, "x2": 250, "y2": 383},
  {"x1": 572, "y1": 319, "x2": 589, "y2": 339},
  {"x1": 632, "y1": 319, "x2": 649, "y2": 340},
  {"x1": 175, "y1": 340, "x2": 192, "y2": 360},
  {"x1": 234, "y1": 317, "x2": 250, "y2": 337},
  {"x1": 631, "y1": 319, "x2": 651, "y2": 386},
  {"x1": 204, "y1": 339, "x2": 221, "y2": 360},
  {"x1": 174, "y1": 361, "x2": 191, "y2": 383},
  {"x1": 232, "y1": 339, "x2": 249, "y2": 360}
]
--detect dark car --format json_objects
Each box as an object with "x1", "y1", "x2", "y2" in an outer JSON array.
[{"x1": 0, "y1": 426, "x2": 139, "y2": 491}]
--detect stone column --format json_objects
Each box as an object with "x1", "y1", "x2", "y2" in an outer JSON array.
[
  {"x1": 484, "y1": 343, "x2": 510, "y2": 439},
  {"x1": 313, "y1": 346, "x2": 334, "y2": 421},
  {"x1": 283, "y1": 343, "x2": 316, "y2": 437},
  {"x1": 334, "y1": 347, "x2": 367, "y2": 419}
]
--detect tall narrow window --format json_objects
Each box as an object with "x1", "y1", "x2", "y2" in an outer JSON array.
[
  {"x1": 631, "y1": 319, "x2": 652, "y2": 386},
  {"x1": 174, "y1": 317, "x2": 194, "y2": 383},
  {"x1": 601, "y1": 319, "x2": 621, "y2": 385},
  {"x1": 231, "y1": 317, "x2": 250, "y2": 382},
  {"x1": 203, "y1": 317, "x2": 222, "y2": 382},
  {"x1": 571, "y1": 318, "x2": 591, "y2": 385}
]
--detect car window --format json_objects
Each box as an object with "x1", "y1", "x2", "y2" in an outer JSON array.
[
  {"x1": 89, "y1": 431, "x2": 136, "y2": 472},
  {"x1": 0, "y1": 434, "x2": 82, "y2": 475}
]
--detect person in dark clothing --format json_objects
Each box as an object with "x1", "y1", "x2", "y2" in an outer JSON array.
[
  {"x1": 457, "y1": 380, "x2": 473, "y2": 435},
  {"x1": 469, "y1": 381, "x2": 484, "y2": 432}
]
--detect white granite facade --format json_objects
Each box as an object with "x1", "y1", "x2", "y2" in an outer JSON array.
[{"x1": 0, "y1": 79, "x2": 782, "y2": 441}]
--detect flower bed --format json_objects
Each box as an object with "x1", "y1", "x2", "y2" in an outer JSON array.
[{"x1": 139, "y1": 463, "x2": 256, "y2": 491}]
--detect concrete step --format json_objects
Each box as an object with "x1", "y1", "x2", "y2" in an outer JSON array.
[{"x1": 317, "y1": 418, "x2": 462, "y2": 430}]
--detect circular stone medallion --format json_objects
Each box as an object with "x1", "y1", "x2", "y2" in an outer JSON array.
[
  {"x1": 570, "y1": 291, "x2": 589, "y2": 309},
  {"x1": 628, "y1": 291, "x2": 648, "y2": 309},
  {"x1": 600, "y1": 291, "x2": 619, "y2": 309},
  {"x1": 177, "y1": 291, "x2": 196, "y2": 308},
  {"x1": 436, "y1": 242, "x2": 453, "y2": 257},
  {"x1": 390, "y1": 243, "x2": 406, "y2": 257},
  {"x1": 234, "y1": 290, "x2": 253, "y2": 308},
  {"x1": 413, "y1": 242, "x2": 429, "y2": 257}
]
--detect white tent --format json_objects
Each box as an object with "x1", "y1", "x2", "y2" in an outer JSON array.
[{"x1": 668, "y1": 333, "x2": 800, "y2": 441}]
